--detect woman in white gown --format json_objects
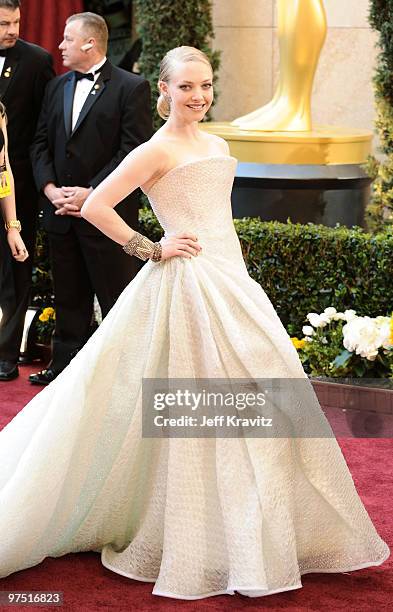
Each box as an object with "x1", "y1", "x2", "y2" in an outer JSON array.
[{"x1": 0, "y1": 46, "x2": 389, "y2": 600}]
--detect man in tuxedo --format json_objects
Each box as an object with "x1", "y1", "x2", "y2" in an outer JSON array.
[
  {"x1": 30, "y1": 12, "x2": 152, "y2": 385},
  {"x1": 0, "y1": 0, "x2": 54, "y2": 381}
]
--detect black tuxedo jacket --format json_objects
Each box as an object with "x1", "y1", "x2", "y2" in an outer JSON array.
[
  {"x1": 31, "y1": 60, "x2": 153, "y2": 235},
  {"x1": 0, "y1": 40, "x2": 55, "y2": 227},
  {"x1": 0, "y1": 39, "x2": 54, "y2": 209}
]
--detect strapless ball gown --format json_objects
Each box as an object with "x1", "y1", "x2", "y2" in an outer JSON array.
[{"x1": 0, "y1": 156, "x2": 389, "y2": 599}]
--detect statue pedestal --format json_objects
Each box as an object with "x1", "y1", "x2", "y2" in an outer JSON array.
[
  {"x1": 200, "y1": 122, "x2": 373, "y2": 165},
  {"x1": 200, "y1": 122, "x2": 373, "y2": 227},
  {"x1": 232, "y1": 162, "x2": 371, "y2": 228}
]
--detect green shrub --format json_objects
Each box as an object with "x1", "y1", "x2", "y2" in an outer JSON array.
[
  {"x1": 134, "y1": 0, "x2": 220, "y2": 129},
  {"x1": 139, "y1": 208, "x2": 393, "y2": 336},
  {"x1": 33, "y1": 210, "x2": 393, "y2": 339},
  {"x1": 366, "y1": 1, "x2": 393, "y2": 229},
  {"x1": 31, "y1": 220, "x2": 53, "y2": 307}
]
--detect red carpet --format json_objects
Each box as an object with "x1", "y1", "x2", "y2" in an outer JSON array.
[{"x1": 0, "y1": 367, "x2": 391, "y2": 611}]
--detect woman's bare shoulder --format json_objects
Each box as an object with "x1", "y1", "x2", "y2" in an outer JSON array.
[
  {"x1": 124, "y1": 138, "x2": 173, "y2": 183},
  {"x1": 137, "y1": 137, "x2": 178, "y2": 193},
  {"x1": 134, "y1": 138, "x2": 173, "y2": 166},
  {"x1": 201, "y1": 131, "x2": 230, "y2": 155}
]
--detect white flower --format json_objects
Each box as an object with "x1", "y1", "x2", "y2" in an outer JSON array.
[
  {"x1": 302, "y1": 325, "x2": 315, "y2": 336},
  {"x1": 306, "y1": 311, "x2": 331, "y2": 328},
  {"x1": 377, "y1": 317, "x2": 392, "y2": 349},
  {"x1": 324, "y1": 307, "x2": 337, "y2": 317},
  {"x1": 304, "y1": 336, "x2": 313, "y2": 342},
  {"x1": 333, "y1": 312, "x2": 346, "y2": 321},
  {"x1": 318, "y1": 313, "x2": 331, "y2": 327},
  {"x1": 343, "y1": 316, "x2": 387, "y2": 360},
  {"x1": 306, "y1": 312, "x2": 321, "y2": 327},
  {"x1": 343, "y1": 309, "x2": 357, "y2": 322}
]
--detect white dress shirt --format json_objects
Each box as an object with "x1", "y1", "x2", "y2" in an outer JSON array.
[
  {"x1": 0, "y1": 56, "x2": 7, "y2": 75},
  {"x1": 72, "y1": 57, "x2": 107, "y2": 130}
]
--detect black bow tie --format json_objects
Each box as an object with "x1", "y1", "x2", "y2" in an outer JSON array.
[
  {"x1": 74, "y1": 70, "x2": 100, "y2": 82},
  {"x1": 0, "y1": 49, "x2": 7, "y2": 57}
]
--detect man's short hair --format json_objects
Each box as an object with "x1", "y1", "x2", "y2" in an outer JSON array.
[
  {"x1": 66, "y1": 12, "x2": 108, "y2": 53},
  {"x1": 0, "y1": 0, "x2": 21, "y2": 9}
]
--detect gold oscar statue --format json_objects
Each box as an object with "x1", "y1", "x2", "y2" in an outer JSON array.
[
  {"x1": 233, "y1": 0, "x2": 327, "y2": 132},
  {"x1": 201, "y1": 0, "x2": 372, "y2": 164}
]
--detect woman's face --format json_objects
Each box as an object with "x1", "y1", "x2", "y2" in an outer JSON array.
[{"x1": 160, "y1": 60, "x2": 213, "y2": 122}]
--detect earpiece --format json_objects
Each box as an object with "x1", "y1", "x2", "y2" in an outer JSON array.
[{"x1": 80, "y1": 43, "x2": 93, "y2": 52}]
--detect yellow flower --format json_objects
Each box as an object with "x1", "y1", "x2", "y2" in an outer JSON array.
[
  {"x1": 291, "y1": 337, "x2": 306, "y2": 350},
  {"x1": 38, "y1": 306, "x2": 55, "y2": 323}
]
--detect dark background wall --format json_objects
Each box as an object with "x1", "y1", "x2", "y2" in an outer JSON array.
[{"x1": 20, "y1": 0, "x2": 135, "y2": 74}]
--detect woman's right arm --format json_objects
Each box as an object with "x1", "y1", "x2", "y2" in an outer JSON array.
[{"x1": 81, "y1": 143, "x2": 201, "y2": 261}]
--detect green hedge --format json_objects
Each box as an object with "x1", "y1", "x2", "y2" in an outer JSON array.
[
  {"x1": 33, "y1": 210, "x2": 393, "y2": 337},
  {"x1": 139, "y1": 208, "x2": 393, "y2": 335},
  {"x1": 134, "y1": 0, "x2": 220, "y2": 129},
  {"x1": 366, "y1": 0, "x2": 393, "y2": 229}
]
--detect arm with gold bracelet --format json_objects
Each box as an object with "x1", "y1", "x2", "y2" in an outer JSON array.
[
  {"x1": 0, "y1": 116, "x2": 28, "y2": 262},
  {"x1": 80, "y1": 143, "x2": 201, "y2": 263}
]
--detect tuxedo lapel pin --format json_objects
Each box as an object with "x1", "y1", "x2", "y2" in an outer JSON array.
[
  {"x1": 91, "y1": 83, "x2": 100, "y2": 95},
  {"x1": 4, "y1": 66, "x2": 11, "y2": 78}
]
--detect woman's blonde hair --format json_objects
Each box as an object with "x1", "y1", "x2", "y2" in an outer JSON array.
[{"x1": 157, "y1": 46, "x2": 212, "y2": 120}]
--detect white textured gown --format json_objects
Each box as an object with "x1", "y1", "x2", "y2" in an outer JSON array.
[{"x1": 0, "y1": 156, "x2": 389, "y2": 599}]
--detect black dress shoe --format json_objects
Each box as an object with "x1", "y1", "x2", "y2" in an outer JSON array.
[
  {"x1": 29, "y1": 368, "x2": 60, "y2": 386},
  {"x1": 0, "y1": 360, "x2": 19, "y2": 381}
]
